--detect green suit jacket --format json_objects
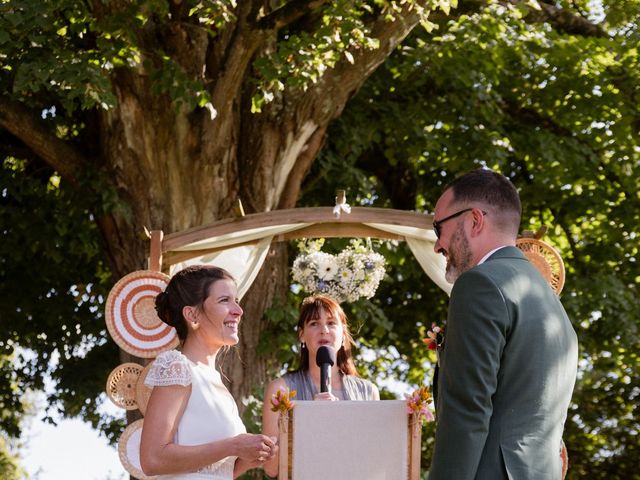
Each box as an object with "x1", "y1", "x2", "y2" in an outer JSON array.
[{"x1": 429, "y1": 247, "x2": 578, "y2": 480}]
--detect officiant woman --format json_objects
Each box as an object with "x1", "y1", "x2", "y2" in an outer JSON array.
[{"x1": 261, "y1": 294, "x2": 379, "y2": 477}]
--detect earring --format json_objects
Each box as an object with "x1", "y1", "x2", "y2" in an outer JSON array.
[
  {"x1": 301, "y1": 342, "x2": 306, "y2": 349},
  {"x1": 191, "y1": 321, "x2": 199, "y2": 331}
]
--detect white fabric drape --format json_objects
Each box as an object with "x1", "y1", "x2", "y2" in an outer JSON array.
[
  {"x1": 168, "y1": 220, "x2": 451, "y2": 298},
  {"x1": 365, "y1": 223, "x2": 452, "y2": 296},
  {"x1": 170, "y1": 236, "x2": 272, "y2": 299},
  {"x1": 170, "y1": 224, "x2": 312, "y2": 299}
]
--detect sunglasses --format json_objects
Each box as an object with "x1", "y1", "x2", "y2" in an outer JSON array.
[{"x1": 433, "y1": 208, "x2": 486, "y2": 239}]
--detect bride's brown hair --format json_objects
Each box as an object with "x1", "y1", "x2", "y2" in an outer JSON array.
[{"x1": 155, "y1": 265, "x2": 235, "y2": 341}]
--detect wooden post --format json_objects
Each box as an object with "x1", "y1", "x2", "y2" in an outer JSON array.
[
  {"x1": 409, "y1": 413, "x2": 422, "y2": 480},
  {"x1": 148, "y1": 230, "x2": 164, "y2": 272},
  {"x1": 278, "y1": 412, "x2": 290, "y2": 480}
]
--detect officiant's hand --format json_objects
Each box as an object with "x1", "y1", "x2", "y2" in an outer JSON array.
[{"x1": 314, "y1": 391, "x2": 339, "y2": 401}]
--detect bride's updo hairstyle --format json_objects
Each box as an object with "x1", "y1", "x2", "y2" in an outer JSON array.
[{"x1": 155, "y1": 265, "x2": 235, "y2": 341}]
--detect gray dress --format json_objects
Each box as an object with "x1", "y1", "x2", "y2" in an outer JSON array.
[{"x1": 282, "y1": 370, "x2": 376, "y2": 400}]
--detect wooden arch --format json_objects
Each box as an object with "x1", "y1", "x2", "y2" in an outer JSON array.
[{"x1": 148, "y1": 206, "x2": 435, "y2": 271}]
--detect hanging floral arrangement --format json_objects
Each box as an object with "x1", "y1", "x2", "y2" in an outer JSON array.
[{"x1": 291, "y1": 239, "x2": 386, "y2": 303}]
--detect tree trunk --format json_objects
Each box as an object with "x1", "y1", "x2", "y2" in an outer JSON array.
[
  {"x1": 97, "y1": 63, "x2": 309, "y2": 413},
  {"x1": 222, "y1": 243, "x2": 289, "y2": 405}
]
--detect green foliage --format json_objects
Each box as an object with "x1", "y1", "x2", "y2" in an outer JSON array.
[
  {"x1": 250, "y1": 0, "x2": 455, "y2": 111},
  {"x1": 0, "y1": 157, "x2": 116, "y2": 439},
  {"x1": 0, "y1": 435, "x2": 25, "y2": 480},
  {"x1": 0, "y1": 351, "x2": 22, "y2": 439},
  {"x1": 0, "y1": 354, "x2": 33, "y2": 479},
  {"x1": 0, "y1": 0, "x2": 118, "y2": 112},
  {"x1": 1, "y1": 0, "x2": 638, "y2": 478},
  {"x1": 252, "y1": 0, "x2": 381, "y2": 109},
  {"x1": 146, "y1": 55, "x2": 213, "y2": 113}
]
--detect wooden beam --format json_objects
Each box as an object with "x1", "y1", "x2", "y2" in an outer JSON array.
[
  {"x1": 409, "y1": 414, "x2": 422, "y2": 480},
  {"x1": 162, "y1": 224, "x2": 405, "y2": 266},
  {"x1": 275, "y1": 223, "x2": 404, "y2": 241},
  {"x1": 162, "y1": 207, "x2": 432, "y2": 252}
]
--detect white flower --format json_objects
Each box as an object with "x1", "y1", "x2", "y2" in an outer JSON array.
[
  {"x1": 316, "y1": 254, "x2": 338, "y2": 280},
  {"x1": 291, "y1": 241, "x2": 386, "y2": 303},
  {"x1": 338, "y1": 268, "x2": 354, "y2": 286}
]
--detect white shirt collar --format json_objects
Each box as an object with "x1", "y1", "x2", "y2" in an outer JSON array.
[{"x1": 478, "y1": 245, "x2": 510, "y2": 265}]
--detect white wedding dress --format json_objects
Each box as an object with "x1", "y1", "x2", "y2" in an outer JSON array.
[{"x1": 145, "y1": 350, "x2": 246, "y2": 479}]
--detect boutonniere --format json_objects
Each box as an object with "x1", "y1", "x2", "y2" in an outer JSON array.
[{"x1": 423, "y1": 322, "x2": 445, "y2": 351}]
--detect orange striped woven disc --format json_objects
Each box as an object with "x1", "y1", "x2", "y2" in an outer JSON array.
[{"x1": 105, "y1": 270, "x2": 178, "y2": 358}]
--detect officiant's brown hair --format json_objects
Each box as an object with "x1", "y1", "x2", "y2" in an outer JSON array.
[{"x1": 296, "y1": 294, "x2": 358, "y2": 376}]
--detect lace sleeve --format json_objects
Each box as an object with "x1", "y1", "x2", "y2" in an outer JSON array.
[{"x1": 144, "y1": 350, "x2": 192, "y2": 387}]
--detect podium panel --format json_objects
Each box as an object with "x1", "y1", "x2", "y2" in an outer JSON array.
[{"x1": 287, "y1": 400, "x2": 411, "y2": 480}]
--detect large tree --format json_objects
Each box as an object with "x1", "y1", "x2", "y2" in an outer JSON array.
[
  {"x1": 0, "y1": 0, "x2": 448, "y2": 428},
  {"x1": 1, "y1": 0, "x2": 638, "y2": 478}
]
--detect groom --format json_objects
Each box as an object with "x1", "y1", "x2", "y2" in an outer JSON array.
[{"x1": 428, "y1": 169, "x2": 578, "y2": 480}]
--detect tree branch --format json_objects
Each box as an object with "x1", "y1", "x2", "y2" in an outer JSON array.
[
  {"x1": 256, "y1": 0, "x2": 331, "y2": 30},
  {"x1": 277, "y1": 125, "x2": 327, "y2": 209},
  {"x1": 512, "y1": 0, "x2": 607, "y2": 37},
  {"x1": 0, "y1": 96, "x2": 87, "y2": 184},
  {"x1": 261, "y1": 1, "x2": 431, "y2": 209},
  {"x1": 303, "y1": 0, "x2": 431, "y2": 119},
  {"x1": 430, "y1": 1, "x2": 607, "y2": 38}
]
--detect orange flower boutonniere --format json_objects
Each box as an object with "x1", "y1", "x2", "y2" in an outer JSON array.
[{"x1": 423, "y1": 322, "x2": 445, "y2": 351}]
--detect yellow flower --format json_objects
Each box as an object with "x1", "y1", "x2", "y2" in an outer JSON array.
[{"x1": 270, "y1": 388, "x2": 296, "y2": 413}]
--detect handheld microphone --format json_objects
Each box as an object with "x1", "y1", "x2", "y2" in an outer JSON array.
[{"x1": 315, "y1": 346, "x2": 336, "y2": 393}]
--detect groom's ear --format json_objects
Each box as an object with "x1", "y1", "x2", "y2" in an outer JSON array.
[{"x1": 469, "y1": 207, "x2": 486, "y2": 237}]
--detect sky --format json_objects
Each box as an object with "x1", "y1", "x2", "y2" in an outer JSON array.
[
  {"x1": 14, "y1": 348, "x2": 127, "y2": 480},
  {"x1": 22, "y1": 398, "x2": 127, "y2": 480}
]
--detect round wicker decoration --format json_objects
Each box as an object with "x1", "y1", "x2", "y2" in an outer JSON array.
[
  {"x1": 106, "y1": 363, "x2": 143, "y2": 410},
  {"x1": 118, "y1": 419, "x2": 156, "y2": 479},
  {"x1": 135, "y1": 362, "x2": 154, "y2": 416},
  {"x1": 516, "y1": 238, "x2": 566, "y2": 294},
  {"x1": 105, "y1": 270, "x2": 179, "y2": 358}
]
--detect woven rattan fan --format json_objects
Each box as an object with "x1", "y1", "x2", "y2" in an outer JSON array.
[
  {"x1": 118, "y1": 419, "x2": 156, "y2": 479},
  {"x1": 135, "y1": 362, "x2": 154, "y2": 416},
  {"x1": 106, "y1": 363, "x2": 143, "y2": 410},
  {"x1": 516, "y1": 237, "x2": 565, "y2": 294}
]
